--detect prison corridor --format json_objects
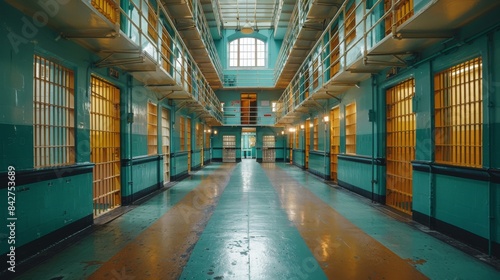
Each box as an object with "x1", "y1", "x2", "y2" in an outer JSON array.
[{"x1": 16, "y1": 161, "x2": 500, "y2": 279}]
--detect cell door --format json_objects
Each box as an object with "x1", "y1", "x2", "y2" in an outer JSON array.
[
  {"x1": 223, "y1": 135, "x2": 236, "y2": 162},
  {"x1": 263, "y1": 135, "x2": 276, "y2": 163},
  {"x1": 161, "y1": 108, "x2": 170, "y2": 183},
  {"x1": 187, "y1": 118, "x2": 192, "y2": 172},
  {"x1": 90, "y1": 76, "x2": 121, "y2": 217},
  {"x1": 330, "y1": 107, "x2": 340, "y2": 181},
  {"x1": 305, "y1": 120, "x2": 311, "y2": 169},
  {"x1": 386, "y1": 79, "x2": 415, "y2": 214}
]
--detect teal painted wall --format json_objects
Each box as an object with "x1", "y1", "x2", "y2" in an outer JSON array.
[
  {"x1": 218, "y1": 29, "x2": 282, "y2": 87},
  {"x1": 0, "y1": 1, "x2": 216, "y2": 260}
]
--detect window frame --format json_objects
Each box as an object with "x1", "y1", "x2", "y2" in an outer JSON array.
[
  {"x1": 33, "y1": 54, "x2": 76, "y2": 168},
  {"x1": 228, "y1": 37, "x2": 266, "y2": 68}
]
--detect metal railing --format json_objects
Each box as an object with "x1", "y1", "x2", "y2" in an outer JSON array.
[
  {"x1": 92, "y1": 0, "x2": 224, "y2": 123},
  {"x1": 275, "y1": 0, "x2": 415, "y2": 122},
  {"x1": 223, "y1": 106, "x2": 277, "y2": 126}
]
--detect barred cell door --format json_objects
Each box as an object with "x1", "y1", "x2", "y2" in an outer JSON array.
[
  {"x1": 386, "y1": 79, "x2": 415, "y2": 214},
  {"x1": 305, "y1": 119, "x2": 311, "y2": 169},
  {"x1": 330, "y1": 107, "x2": 340, "y2": 182},
  {"x1": 90, "y1": 76, "x2": 121, "y2": 217},
  {"x1": 223, "y1": 135, "x2": 236, "y2": 162},
  {"x1": 263, "y1": 135, "x2": 276, "y2": 163},
  {"x1": 187, "y1": 118, "x2": 192, "y2": 172},
  {"x1": 161, "y1": 108, "x2": 170, "y2": 184}
]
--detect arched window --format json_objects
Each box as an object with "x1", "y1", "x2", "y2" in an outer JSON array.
[{"x1": 229, "y1": 38, "x2": 265, "y2": 67}]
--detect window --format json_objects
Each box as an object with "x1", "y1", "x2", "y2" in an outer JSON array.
[
  {"x1": 434, "y1": 57, "x2": 483, "y2": 167},
  {"x1": 179, "y1": 116, "x2": 185, "y2": 151},
  {"x1": 272, "y1": 102, "x2": 277, "y2": 112},
  {"x1": 221, "y1": 102, "x2": 225, "y2": 112},
  {"x1": 345, "y1": 3, "x2": 356, "y2": 45},
  {"x1": 313, "y1": 118, "x2": 319, "y2": 150},
  {"x1": 33, "y1": 55, "x2": 75, "y2": 168},
  {"x1": 229, "y1": 38, "x2": 265, "y2": 67},
  {"x1": 91, "y1": 0, "x2": 119, "y2": 24},
  {"x1": 147, "y1": 102, "x2": 158, "y2": 155},
  {"x1": 345, "y1": 102, "x2": 356, "y2": 154}
]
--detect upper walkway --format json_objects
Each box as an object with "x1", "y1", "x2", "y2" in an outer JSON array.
[{"x1": 13, "y1": 161, "x2": 500, "y2": 279}]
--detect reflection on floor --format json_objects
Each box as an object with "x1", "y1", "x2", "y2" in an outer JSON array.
[{"x1": 15, "y1": 161, "x2": 500, "y2": 279}]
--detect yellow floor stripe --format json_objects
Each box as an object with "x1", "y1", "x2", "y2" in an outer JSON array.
[
  {"x1": 88, "y1": 164, "x2": 235, "y2": 279},
  {"x1": 263, "y1": 164, "x2": 428, "y2": 279}
]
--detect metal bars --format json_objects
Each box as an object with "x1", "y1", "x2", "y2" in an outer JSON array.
[
  {"x1": 330, "y1": 107, "x2": 340, "y2": 181},
  {"x1": 179, "y1": 116, "x2": 185, "y2": 151},
  {"x1": 162, "y1": 108, "x2": 170, "y2": 183},
  {"x1": 222, "y1": 135, "x2": 236, "y2": 162},
  {"x1": 147, "y1": 102, "x2": 158, "y2": 155},
  {"x1": 33, "y1": 55, "x2": 75, "y2": 169},
  {"x1": 90, "y1": 75, "x2": 121, "y2": 217},
  {"x1": 263, "y1": 135, "x2": 276, "y2": 163},
  {"x1": 386, "y1": 78, "x2": 415, "y2": 215},
  {"x1": 91, "y1": 0, "x2": 119, "y2": 24},
  {"x1": 434, "y1": 57, "x2": 483, "y2": 168},
  {"x1": 345, "y1": 102, "x2": 356, "y2": 154},
  {"x1": 187, "y1": 118, "x2": 192, "y2": 171},
  {"x1": 313, "y1": 118, "x2": 319, "y2": 150},
  {"x1": 384, "y1": 0, "x2": 414, "y2": 35}
]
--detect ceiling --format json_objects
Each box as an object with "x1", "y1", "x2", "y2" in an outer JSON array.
[{"x1": 216, "y1": 0, "x2": 279, "y2": 29}]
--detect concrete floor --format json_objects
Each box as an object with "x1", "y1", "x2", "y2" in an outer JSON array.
[{"x1": 15, "y1": 161, "x2": 500, "y2": 279}]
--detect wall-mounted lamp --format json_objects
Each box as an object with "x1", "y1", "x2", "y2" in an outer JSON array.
[
  {"x1": 323, "y1": 115, "x2": 329, "y2": 122},
  {"x1": 300, "y1": 124, "x2": 305, "y2": 130},
  {"x1": 281, "y1": 131, "x2": 285, "y2": 135},
  {"x1": 208, "y1": 129, "x2": 211, "y2": 133},
  {"x1": 288, "y1": 128, "x2": 296, "y2": 133},
  {"x1": 214, "y1": 130, "x2": 218, "y2": 135}
]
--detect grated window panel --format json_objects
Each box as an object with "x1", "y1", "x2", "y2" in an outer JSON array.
[
  {"x1": 187, "y1": 118, "x2": 192, "y2": 171},
  {"x1": 179, "y1": 117, "x2": 185, "y2": 151},
  {"x1": 205, "y1": 125, "x2": 211, "y2": 149},
  {"x1": 434, "y1": 57, "x2": 483, "y2": 168},
  {"x1": 33, "y1": 55, "x2": 75, "y2": 168},
  {"x1": 330, "y1": 107, "x2": 341, "y2": 181},
  {"x1": 313, "y1": 118, "x2": 319, "y2": 150},
  {"x1": 147, "y1": 102, "x2": 158, "y2": 155},
  {"x1": 330, "y1": 26, "x2": 340, "y2": 78},
  {"x1": 162, "y1": 108, "x2": 170, "y2": 183},
  {"x1": 345, "y1": 102, "x2": 356, "y2": 154},
  {"x1": 385, "y1": 0, "x2": 414, "y2": 35},
  {"x1": 91, "y1": 0, "x2": 119, "y2": 24},
  {"x1": 148, "y1": 4, "x2": 158, "y2": 43},
  {"x1": 345, "y1": 3, "x2": 356, "y2": 45}
]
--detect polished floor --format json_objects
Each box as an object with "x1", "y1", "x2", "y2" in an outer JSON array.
[{"x1": 16, "y1": 161, "x2": 500, "y2": 279}]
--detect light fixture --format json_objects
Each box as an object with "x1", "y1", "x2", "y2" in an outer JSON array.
[
  {"x1": 281, "y1": 131, "x2": 285, "y2": 135},
  {"x1": 208, "y1": 129, "x2": 211, "y2": 133},
  {"x1": 300, "y1": 124, "x2": 305, "y2": 129},
  {"x1": 241, "y1": 21, "x2": 254, "y2": 34},
  {"x1": 323, "y1": 115, "x2": 329, "y2": 122},
  {"x1": 214, "y1": 130, "x2": 218, "y2": 135}
]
